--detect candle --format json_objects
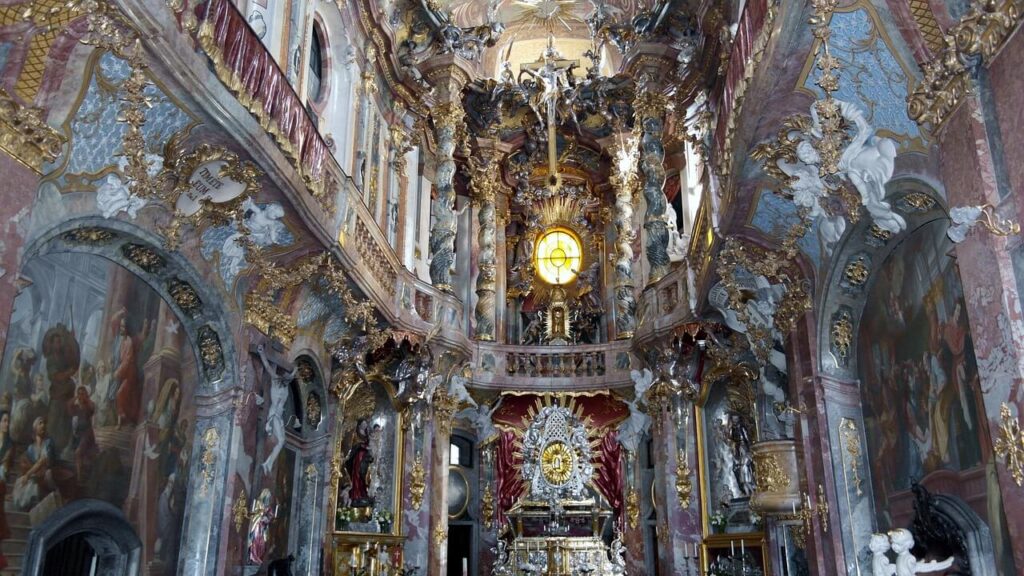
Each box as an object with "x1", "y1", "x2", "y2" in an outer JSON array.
[
  {"x1": 741, "y1": 540, "x2": 745, "y2": 555},
  {"x1": 731, "y1": 540, "x2": 735, "y2": 556},
  {"x1": 694, "y1": 542, "x2": 698, "y2": 560},
  {"x1": 462, "y1": 557, "x2": 468, "y2": 576},
  {"x1": 792, "y1": 501, "x2": 796, "y2": 515}
]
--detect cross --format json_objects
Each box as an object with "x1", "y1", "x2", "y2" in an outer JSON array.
[{"x1": 520, "y1": 36, "x2": 578, "y2": 190}]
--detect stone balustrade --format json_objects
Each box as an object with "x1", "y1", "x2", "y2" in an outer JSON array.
[{"x1": 472, "y1": 341, "x2": 634, "y2": 390}]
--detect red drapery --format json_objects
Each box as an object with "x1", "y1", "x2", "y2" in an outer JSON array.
[
  {"x1": 593, "y1": 430, "x2": 624, "y2": 529},
  {"x1": 495, "y1": 430, "x2": 523, "y2": 527},
  {"x1": 195, "y1": 0, "x2": 330, "y2": 189}
]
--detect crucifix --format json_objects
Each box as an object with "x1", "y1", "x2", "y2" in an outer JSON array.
[{"x1": 520, "y1": 36, "x2": 577, "y2": 191}]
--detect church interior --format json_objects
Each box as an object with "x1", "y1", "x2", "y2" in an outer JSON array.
[{"x1": 2, "y1": 0, "x2": 1024, "y2": 574}]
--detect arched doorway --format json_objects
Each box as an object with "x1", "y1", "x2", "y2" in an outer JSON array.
[{"x1": 25, "y1": 499, "x2": 141, "y2": 575}]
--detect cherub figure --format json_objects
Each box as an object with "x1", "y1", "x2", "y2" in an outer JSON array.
[{"x1": 889, "y1": 528, "x2": 954, "y2": 576}]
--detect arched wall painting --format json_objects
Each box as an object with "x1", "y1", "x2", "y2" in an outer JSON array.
[
  {"x1": 858, "y1": 220, "x2": 988, "y2": 526},
  {"x1": 0, "y1": 252, "x2": 197, "y2": 574}
]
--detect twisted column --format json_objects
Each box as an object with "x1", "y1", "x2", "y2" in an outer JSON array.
[
  {"x1": 428, "y1": 101, "x2": 465, "y2": 292},
  {"x1": 611, "y1": 144, "x2": 638, "y2": 339},
  {"x1": 471, "y1": 153, "x2": 500, "y2": 340},
  {"x1": 635, "y1": 89, "x2": 672, "y2": 284}
]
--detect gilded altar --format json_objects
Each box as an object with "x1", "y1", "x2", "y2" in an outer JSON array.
[{"x1": 492, "y1": 406, "x2": 624, "y2": 576}]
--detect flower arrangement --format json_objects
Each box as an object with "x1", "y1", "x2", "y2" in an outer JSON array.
[
  {"x1": 337, "y1": 507, "x2": 356, "y2": 526},
  {"x1": 375, "y1": 509, "x2": 394, "y2": 523},
  {"x1": 709, "y1": 511, "x2": 727, "y2": 531}
]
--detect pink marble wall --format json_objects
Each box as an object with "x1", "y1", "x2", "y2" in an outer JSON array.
[{"x1": 938, "y1": 94, "x2": 1024, "y2": 570}]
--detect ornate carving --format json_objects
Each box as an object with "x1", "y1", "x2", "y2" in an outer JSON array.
[
  {"x1": 433, "y1": 390, "x2": 460, "y2": 436},
  {"x1": 636, "y1": 79, "x2": 672, "y2": 284},
  {"x1": 428, "y1": 101, "x2": 466, "y2": 291},
  {"x1": 306, "y1": 393, "x2": 322, "y2": 428},
  {"x1": 901, "y1": 192, "x2": 936, "y2": 211},
  {"x1": 233, "y1": 489, "x2": 249, "y2": 532},
  {"x1": 433, "y1": 523, "x2": 447, "y2": 546},
  {"x1": 868, "y1": 223, "x2": 894, "y2": 243},
  {"x1": 481, "y1": 485, "x2": 495, "y2": 530},
  {"x1": 197, "y1": 325, "x2": 224, "y2": 378},
  {"x1": 839, "y1": 418, "x2": 863, "y2": 496},
  {"x1": 626, "y1": 488, "x2": 639, "y2": 529},
  {"x1": 994, "y1": 402, "x2": 1024, "y2": 486},
  {"x1": 0, "y1": 89, "x2": 66, "y2": 173},
  {"x1": 471, "y1": 151, "x2": 501, "y2": 341},
  {"x1": 305, "y1": 463, "x2": 318, "y2": 483},
  {"x1": 611, "y1": 138, "x2": 639, "y2": 338},
  {"x1": 61, "y1": 227, "x2": 117, "y2": 245},
  {"x1": 160, "y1": 143, "x2": 263, "y2": 250},
  {"x1": 675, "y1": 449, "x2": 693, "y2": 509},
  {"x1": 830, "y1": 309, "x2": 853, "y2": 361},
  {"x1": 122, "y1": 243, "x2": 165, "y2": 273},
  {"x1": 843, "y1": 256, "x2": 870, "y2": 288},
  {"x1": 168, "y1": 279, "x2": 202, "y2": 317},
  {"x1": 354, "y1": 218, "x2": 398, "y2": 296},
  {"x1": 199, "y1": 426, "x2": 220, "y2": 495},
  {"x1": 752, "y1": 452, "x2": 789, "y2": 493},
  {"x1": 410, "y1": 455, "x2": 427, "y2": 510}
]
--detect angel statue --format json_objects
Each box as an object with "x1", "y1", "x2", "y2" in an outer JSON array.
[
  {"x1": 258, "y1": 346, "x2": 299, "y2": 476},
  {"x1": 630, "y1": 367, "x2": 654, "y2": 400},
  {"x1": 457, "y1": 401, "x2": 500, "y2": 446},
  {"x1": 617, "y1": 395, "x2": 650, "y2": 455},
  {"x1": 777, "y1": 139, "x2": 847, "y2": 251},
  {"x1": 869, "y1": 532, "x2": 896, "y2": 576},
  {"x1": 394, "y1": 342, "x2": 434, "y2": 405},
  {"x1": 889, "y1": 529, "x2": 954, "y2": 576},
  {"x1": 446, "y1": 364, "x2": 477, "y2": 408},
  {"x1": 836, "y1": 100, "x2": 905, "y2": 234},
  {"x1": 247, "y1": 488, "x2": 276, "y2": 565}
]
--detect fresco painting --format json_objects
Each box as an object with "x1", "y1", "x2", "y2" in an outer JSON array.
[{"x1": 0, "y1": 252, "x2": 196, "y2": 572}]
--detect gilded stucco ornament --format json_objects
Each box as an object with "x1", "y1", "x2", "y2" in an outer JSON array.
[
  {"x1": 199, "y1": 426, "x2": 220, "y2": 495},
  {"x1": 197, "y1": 325, "x2": 225, "y2": 377},
  {"x1": 839, "y1": 418, "x2": 864, "y2": 496},
  {"x1": 830, "y1": 309, "x2": 853, "y2": 361},
  {"x1": 62, "y1": 227, "x2": 118, "y2": 245},
  {"x1": 675, "y1": 449, "x2": 693, "y2": 509},
  {"x1": 843, "y1": 256, "x2": 870, "y2": 288},
  {"x1": 994, "y1": 402, "x2": 1024, "y2": 486},
  {"x1": 168, "y1": 279, "x2": 203, "y2": 317},
  {"x1": 122, "y1": 243, "x2": 166, "y2": 273},
  {"x1": 908, "y1": 0, "x2": 1023, "y2": 129},
  {"x1": 433, "y1": 524, "x2": 447, "y2": 547},
  {"x1": 233, "y1": 489, "x2": 249, "y2": 532},
  {"x1": 160, "y1": 142, "x2": 263, "y2": 250},
  {"x1": 0, "y1": 89, "x2": 66, "y2": 174},
  {"x1": 481, "y1": 485, "x2": 495, "y2": 530},
  {"x1": 410, "y1": 455, "x2": 427, "y2": 510},
  {"x1": 626, "y1": 488, "x2": 640, "y2": 529},
  {"x1": 752, "y1": 452, "x2": 789, "y2": 494}
]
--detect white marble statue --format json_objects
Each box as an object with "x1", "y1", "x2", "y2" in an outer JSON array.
[
  {"x1": 889, "y1": 529, "x2": 955, "y2": 576},
  {"x1": 836, "y1": 100, "x2": 906, "y2": 234},
  {"x1": 947, "y1": 205, "x2": 984, "y2": 243},
  {"x1": 617, "y1": 395, "x2": 650, "y2": 455},
  {"x1": 777, "y1": 140, "x2": 846, "y2": 250},
  {"x1": 447, "y1": 371, "x2": 477, "y2": 408},
  {"x1": 457, "y1": 402, "x2": 500, "y2": 446},
  {"x1": 870, "y1": 533, "x2": 897, "y2": 576},
  {"x1": 96, "y1": 154, "x2": 162, "y2": 219},
  {"x1": 664, "y1": 203, "x2": 689, "y2": 263},
  {"x1": 630, "y1": 368, "x2": 654, "y2": 401},
  {"x1": 258, "y1": 345, "x2": 299, "y2": 476}
]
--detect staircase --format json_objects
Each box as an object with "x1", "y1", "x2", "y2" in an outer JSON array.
[{"x1": 1, "y1": 509, "x2": 31, "y2": 575}]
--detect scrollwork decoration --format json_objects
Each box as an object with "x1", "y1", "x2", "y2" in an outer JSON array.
[
  {"x1": 199, "y1": 426, "x2": 220, "y2": 495},
  {"x1": 410, "y1": 456, "x2": 427, "y2": 510},
  {"x1": 839, "y1": 418, "x2": 863, "y2": 496},
  {"x1": 994, "y1": 402, "x2": 1024, "y2": 486},
  {"x1": 675, "y1": 449, "x2": 693, "y2": 509},
  {"x1": 752, "y1": 452, "x2": 789, "y2": 493}
]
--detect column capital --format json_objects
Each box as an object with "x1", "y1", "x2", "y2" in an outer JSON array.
[{"x1": 419, "y1": 53, "x2": 474, "y2": 102}]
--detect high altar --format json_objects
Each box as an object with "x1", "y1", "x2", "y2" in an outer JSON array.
[{"x1": 494, "y1": 406, "x2": 623, "y2": 576}]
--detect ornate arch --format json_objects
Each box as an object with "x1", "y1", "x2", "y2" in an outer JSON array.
[{"x1": 20, "y1": 216, "x2": 238, "y2": 392}]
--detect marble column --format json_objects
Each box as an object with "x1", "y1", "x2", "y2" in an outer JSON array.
[
  {"x1": 178, "y1": 385, "x2": 242, "y2": 576},
  {"x1": 634, "y1": 89, "x2": 671, "y2": 285},
  {"x1": 471, "y1": 152, "x2": 500, "y2": 341},
  {"x1": 645, "y1": 390, "x2": 701, "y2": 575},
  {"x1": 427, "y1": 100, "x2": 465, "y2": 292},
  {"x1": 295, "y1": 440, "x2": 329, "y2": 576},
  {"x1": 400, "y1": 404, "x2": 435, "y2": 573},
  {"x1": 611, "y1": 149, "x2": 638, "y2": 339},
  {"x1": 427, "y1": 392, "x2": 459, "y2": 576}
]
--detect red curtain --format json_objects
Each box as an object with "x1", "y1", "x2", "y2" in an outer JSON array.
[
  {"x1": 593, "y1": 430, "x2": 624, "y2": 529},
  {"x1": 196, "y1": 0, "x2": 330, "y2": 186},
  {"x1": 495, "y1": 430, "x2": 523, "y2": 527}
]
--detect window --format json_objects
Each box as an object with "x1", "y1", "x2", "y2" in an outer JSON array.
[
  {"x1": 450, "y1": 436, "x2": 473, "y2": 467},
  {"x1": 308, "y1": 26, "x2": 324, "y2": 102},
  {"x1": 534, "y1": 228, "x2": 582, "y2": 285}
]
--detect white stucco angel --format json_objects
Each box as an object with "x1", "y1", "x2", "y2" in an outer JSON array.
[
  {"x1": 889, "y1": 529, "x2": 954, "y2": 576},
  {"x1": 663, "y1": 203, "x2": 689, "y2": 263},
  {"x1": 457, "y1": 401, "x2": 500, "y2": 446},
  {"x1": 447, "y1": 366, "x2": 477, "y2": 408},
  {"x1": 258, "y1": 345, "x2": 299, "y2": 476},
  {"x1": 870, "y1": 533, "x2": 897, "y2": 576},
  {"x1": 777, "y1": 139, "x2": 847, "y2": 250},
  {"x1": 836, "y1": 100, "x2": 905, "y2": 234},
  {"x1": 617, "y1": 395, "x2": 650, "y2": 455},
  {"x1": 629, "y1": 367, "x2": 654, "y2": 400}
]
